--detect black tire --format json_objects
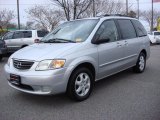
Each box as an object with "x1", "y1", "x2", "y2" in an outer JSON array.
[
  {"x1": 133, "y1": 52, "x2": 146, "y2": 73},
  {"x1": 67, "y1": 67, "x2": 94, "y2": 101}
]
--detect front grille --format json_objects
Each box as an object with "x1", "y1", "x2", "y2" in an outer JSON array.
[{"x1": 13, "y1": 59, "x2": 34, "y2": 70}]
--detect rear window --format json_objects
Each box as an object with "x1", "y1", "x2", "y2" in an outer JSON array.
[
  {"x1": 132, "y1": 20, "x2": 147, "y2": 37},
  {"x1": 154, "y1": 32, "x2": 160, "y2": 35},
  {"x1": 37, "y1": 31, "x2": 48, "y2": 37},
  {"x1": 117, "y1": 19, "x2": 137, "y2": 39}
]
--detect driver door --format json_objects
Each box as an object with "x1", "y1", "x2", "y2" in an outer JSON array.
[{"x1": 96, "y1": 20, "x2": 126, "y2": 79}]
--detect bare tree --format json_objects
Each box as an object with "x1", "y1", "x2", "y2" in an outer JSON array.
[
  {"x1": 96, "y1": 0, "x2": 125, "y2": 15},
  {"x1": 128, "y1": 10, "x2": 136, "y2": 18},
  {"x1": 25, "y1": 21, "x2": 34, "y2": 29},
  {"x1": 0, "y1": 9, "x2": 15, "y2": 29},
  {"x1": 27, "y1": 5, "x2": 63, "y2": 31},
  {"x1": 80, "y1": 0, "x2": 125, "y2": 18},
  {"x1": 51, "y1": 0, "x2": 93, "y2": 21},
  {"x1": 141, "y1": 9, "x2": 160, "y2": 31}
]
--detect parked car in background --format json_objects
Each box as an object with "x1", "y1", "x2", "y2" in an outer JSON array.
[
  {"x1": 5, "y1": 15, "x2": 150, "y2": 101},
  {"x1": 2, "y1": 30, "x2": 48, "y2": 53},
  {"x1": 148, "y1": 31, "x2": 160, "y2": 44},
  {"x1": 0, "y1": 38, "x2": 7, "y2": 61}
]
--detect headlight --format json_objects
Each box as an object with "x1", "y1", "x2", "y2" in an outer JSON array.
[{"x1": 36, "y1": 59, "x2": 65, "y2": 71}]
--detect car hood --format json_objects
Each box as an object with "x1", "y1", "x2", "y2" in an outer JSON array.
[{"x1": 12, "y1": 43, "x2": 80, "y2": 61}]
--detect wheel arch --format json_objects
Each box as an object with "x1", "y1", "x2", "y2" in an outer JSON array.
[
  {"x1": 140, "y1": 49, "x2": 147, "y2": 58},
  {"x1": 21, "y1": 44, "x2": 28, "y2": 48}
]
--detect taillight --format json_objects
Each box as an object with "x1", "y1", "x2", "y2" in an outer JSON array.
[{"x1": 34, "y1": 39, "x2": 40, "y2": 43}]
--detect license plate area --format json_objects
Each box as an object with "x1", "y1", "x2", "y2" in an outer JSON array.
[{"x1": 9, "y1": 74, "x2": 21, "y2": 85}]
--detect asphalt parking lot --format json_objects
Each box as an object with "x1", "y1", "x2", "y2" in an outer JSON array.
[{"x1": 0, "y1": 45, "x2": 160, "y2": 120}]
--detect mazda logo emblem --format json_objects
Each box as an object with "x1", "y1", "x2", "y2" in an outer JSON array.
[{"x1": 17, "y1": 62, "x2": 22, "y2": 68}]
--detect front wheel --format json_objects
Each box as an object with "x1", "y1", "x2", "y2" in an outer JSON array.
[
  {"x1": 67, "y1": 67, "x2": 94, "y2": 101},
  {"x1": 133, "y1": 52, "x2": 146, "y2": 73}
]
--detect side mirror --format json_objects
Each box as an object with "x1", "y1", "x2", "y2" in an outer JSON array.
[
  {"x1": 97, "y1": 38, "x2": 110, "y2": 44},
  {"x1": 92, "y1": 35, "x2": 110, "y2": 44}
]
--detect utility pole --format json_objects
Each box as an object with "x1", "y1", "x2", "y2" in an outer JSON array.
[
  {"x1": 137, "y1": 0, "x2": 139, "y2": 19},
  {"x1": 17, "y1": 0, "x2": 20, "y2": 30},
  {"x1": 126, "y1": 0, "x2": 128, "y2": 15},
  {"x1": 93, "y1": 0, "x2": 96, "y2": 17},
  {"x1": 151, "y1": 0, "x2": 153, "y2": 32}
]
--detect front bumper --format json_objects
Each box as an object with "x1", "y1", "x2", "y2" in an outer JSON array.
[{"x1": 4, "y1": 64, "x2": 73, "y2": 95}]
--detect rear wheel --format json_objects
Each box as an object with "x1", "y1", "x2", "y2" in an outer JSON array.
[
  {"x1": 67, "y1": 67, "x2": 93, "y2": 101},
  {"x1": 133, "y1": 52, "x2": 146, "y2": 73}
]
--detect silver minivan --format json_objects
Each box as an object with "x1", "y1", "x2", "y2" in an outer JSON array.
[
  {"x1": 3, "y1": 30, "x2": 48, "y2": 53},
  {"x1": 4, "y1": 16, "x2": 150, "y2": 101}
]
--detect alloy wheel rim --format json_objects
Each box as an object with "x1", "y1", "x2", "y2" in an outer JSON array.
[
  {"x1": 75, "y1": 73, "x2": 91, "y2": 97},
  {"x1": 139, "y1": 56, "x2": 145, "y2": 71}
]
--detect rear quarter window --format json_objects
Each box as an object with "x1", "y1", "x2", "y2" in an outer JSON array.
[
  {"x1": 37, "y1": 31, "x2": 48, "y2": 37},
  {"x1": 154, "y1": 32, "x2": 160, "y2": 35},
  {"x1": 131, "y1": 20, "x2": 147, "y2": 37},
  {"x1": 117, "y1": 19, "x2": 137, "y2": 39}
]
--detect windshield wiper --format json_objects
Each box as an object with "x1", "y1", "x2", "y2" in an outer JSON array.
[
  {"x1": 57, "y1": 38, "x2": 76, "y2": 43},
  {"x1": 42, "y1": 38, "x2": 76, "y2": 43}
]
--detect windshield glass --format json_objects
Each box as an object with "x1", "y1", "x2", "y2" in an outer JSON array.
[{"x1": 41, "y1": 19, "x2": 98, "y2": 43}]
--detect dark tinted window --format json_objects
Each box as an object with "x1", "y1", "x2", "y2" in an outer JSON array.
[
  {"x1": 154, "y1": 32, "x2": 160, "y2": 35},
  {"x1": 96, "y1": 20, "x2": 118, "y2": 42},
  {"x1": 3, "y1": 32, "x2": 14, "y2": 40},
  {"x1": 117, "y1": 19, "x2": 137, "y2": 39},
  {"x1": 132, "y1": 20, "x2": 147, "y2": 37},
  {"x1": 23, "y1": 31, "x2": 32, "y2": 38},
  {"x1": 13, "y1": 31, "x2": 23, "y2": 39},
  {"x1": 37, "y1": 31, "x2": 48, "y2": 37}
]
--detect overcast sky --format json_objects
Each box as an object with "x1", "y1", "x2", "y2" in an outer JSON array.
[{"x1": 0, "y1": 0, "x2": 160, "y2": 28}]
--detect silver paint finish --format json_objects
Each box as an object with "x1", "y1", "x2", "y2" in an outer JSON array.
[{"x1": 4, "y1": 16, "x2": 150, "y2": 95}]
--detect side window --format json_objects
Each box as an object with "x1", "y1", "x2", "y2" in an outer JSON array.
[
  {"x1": 23, "y1": 31, "x2": 32, "y2": 38},
  {"x1": 117, "y1": 19, "x2": 137, "y2": 39},
  {"x1": 3, "y1": 32, "x2": 14, "y2": 40},
  {"x1": 132, "y1": 20, "x2": 147, "y2": 37},
  {"x1": 154, "y1": 32, "x2": 160, "y2": 35},
  {"x1": 96, "y1": 20, "x2": 118, "y2": 42},
  {"x1": 13, "y1": 31, "x2": 23, "y2": 39},
  {"x1": 37, "y1": 31, "x2": 48, "y2": 37}
]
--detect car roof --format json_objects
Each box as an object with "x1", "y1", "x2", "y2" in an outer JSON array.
[{"x1": 70, "y1": 15, "x2": 138, "y2": 22}]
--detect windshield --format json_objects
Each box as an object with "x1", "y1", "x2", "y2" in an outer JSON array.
[{"x1": 41, "y1": 19, "x2": 98, "y2": 43}]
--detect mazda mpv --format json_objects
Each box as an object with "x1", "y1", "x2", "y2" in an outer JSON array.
[{"x1": 4, "y1": 15, "x2": 150, "y2": 101}]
